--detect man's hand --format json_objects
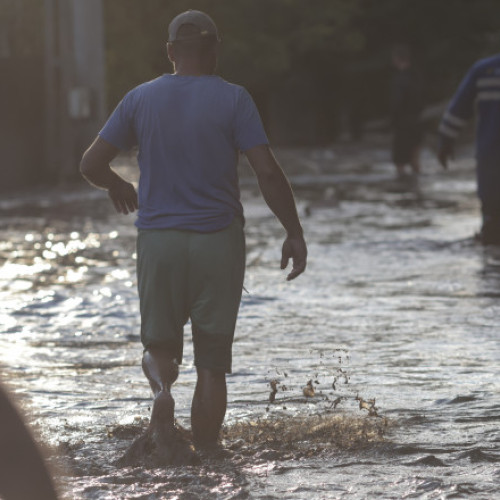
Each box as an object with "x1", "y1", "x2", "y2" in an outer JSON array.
[
  {"x1": 245, "y1": 144, "x2": 307, "y2": 281},
  {"x1": 281, "y1": 235, "x2": 307, "y2": 280},
  {"x1": 437, "y1": 136, "x2": 454, "y2": 170},
  {"x1": 80, "y1": 137, "x2": 138, "y2": 214},
  {"x1": 108, "y1": 179, "x2": 138, "y2": 214}
]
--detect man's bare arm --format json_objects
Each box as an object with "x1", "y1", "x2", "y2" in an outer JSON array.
[
  {"x1": 245, "y1": 144, "x2": 307, "y2": 280},
  {"x1": 80, "y1": 137, "x2": 138, "y2": 214}
]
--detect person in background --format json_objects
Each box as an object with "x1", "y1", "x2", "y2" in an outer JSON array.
[
  {"x1": 438, "y1": 53, "x2": 500, "y2": 245},
  {"x1": 390, "y1": 44, "x2": 425, "y2": 177},
  {"x1": 80, "y1": 10, "x2": 307, "y2": 455}
]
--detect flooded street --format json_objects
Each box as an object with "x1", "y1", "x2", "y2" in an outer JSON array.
[{"x1": 1, "y1": 140, "x2": 499, "y2": 499}]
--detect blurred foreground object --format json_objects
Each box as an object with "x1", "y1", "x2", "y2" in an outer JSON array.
[
  {"x1": 0, "y1": 384, "x2": 59, "y2": 500},
  {"x1": 438, "y1": 54, "x2": 500, "y2": 245}
]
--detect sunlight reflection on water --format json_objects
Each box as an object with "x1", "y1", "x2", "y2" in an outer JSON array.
[{"x1": 0, "y1": 145, "x2": 499, "y2": 498}]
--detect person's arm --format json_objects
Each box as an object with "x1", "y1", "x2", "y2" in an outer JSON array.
[
  {"x1": 245, "y1": 144, "x2": 307, "y2": 281},
  {"x1": 80, "y1": 136, "x2": 138, "y2": 214},
  {"x1": 437, "y1": 63, "x2": 478, "y2": 169},
  {"x1": 437, "y1": 134, "x2": 455, "y2": 170}
]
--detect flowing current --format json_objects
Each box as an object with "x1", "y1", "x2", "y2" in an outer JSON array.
[{"x1": 0, "y1": 141, "x2": 499, "y2": 499}]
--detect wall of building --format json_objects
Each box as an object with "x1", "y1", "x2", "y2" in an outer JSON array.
[
  {"x1": 0, "y1": 0, "x2": 106, "y2": 193},
  {"x1": 0, "y1": 56, "x2": 45, "y2": 191},
  {"x1": 44, "y1": 0, "x2": 106, "y2": 183}
]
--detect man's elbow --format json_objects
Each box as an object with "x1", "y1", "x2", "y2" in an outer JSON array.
[
  {"x1": 79, "y1": 148, "x2": 102, "y2": 181},
  {"x1": 79, "y1": 152, "x2": 92, "y2": 179},
  {"x1": 79, "y1": 137, "x2": 118, "y2": 179}
]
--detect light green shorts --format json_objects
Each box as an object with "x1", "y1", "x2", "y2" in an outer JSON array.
[{"x1": 136, "y1": 218, "x2": 245, "y2": 373}]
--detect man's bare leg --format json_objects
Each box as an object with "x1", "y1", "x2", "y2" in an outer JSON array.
[
  {"x1": 410, "y1": 147, "x2": 421, "y2": 175},
  {"x1": 118, "y1": 348, "x2": 199, "y2": 466},
  {"x1": 142, "y1": 348, "x2": 179, "y2": 431},
  {"x1": 191, "y1": 367, "x2": 227, "y2": 447}
]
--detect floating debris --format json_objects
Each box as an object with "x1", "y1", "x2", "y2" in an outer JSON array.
[
  {"x1": 356, "y1": 395, "x2": 379, "y2": 417},
  {"x1": 330, "y1": 396, "x2": 344, "y2": 409},
  {"x1": 302, "y1": 379, "x2": 315, "y2": 398},
  {"x1": 269, "y1": 379, "x2": 278, "y2": 403}
]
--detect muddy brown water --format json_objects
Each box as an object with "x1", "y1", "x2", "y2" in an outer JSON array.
[{"x1": 1, "y1": 141, "x2": 499, "y2": 499}]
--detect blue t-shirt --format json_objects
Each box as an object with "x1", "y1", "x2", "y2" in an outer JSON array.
[{"x1": 99, "y1": 74, "x2": 268, "y2": 231}]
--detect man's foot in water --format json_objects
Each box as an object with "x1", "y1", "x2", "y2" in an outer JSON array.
[
  {"x1": 149, "y1": 390, "x2": 175, "y2": 438},
  {"x1": 118, "y1": 393, "x2": 200, "y2": 467},
  {"x1": 196, "y1": 444, "x2": 233, "y2": 460},
  {"x1": 194, "y1": 439, "x2": 233, "y2": 460}
]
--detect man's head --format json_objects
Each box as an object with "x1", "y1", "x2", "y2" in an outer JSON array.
[
  {"x1": 391, "y1": 44, "x2": 412, "y2": 70},
  {"x1": 167, "y1": 10, "x2": 220, "y2": 75}
]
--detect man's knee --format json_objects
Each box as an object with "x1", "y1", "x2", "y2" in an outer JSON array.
[
  {"x1": 192, "y1": 326, "x2": 233, "y2": 374},
  {"x1": 142, "y1": 347, "x2": 180, "y2": 389}
]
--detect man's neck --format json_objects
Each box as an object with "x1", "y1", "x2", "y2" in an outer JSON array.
[{"x1": 174, "y1": 61, "x2": 213, "y2": 76}]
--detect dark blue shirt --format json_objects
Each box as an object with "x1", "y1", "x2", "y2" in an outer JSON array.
[{"x1": 99, "y1": 74, "x2": 268, "y2": 231}]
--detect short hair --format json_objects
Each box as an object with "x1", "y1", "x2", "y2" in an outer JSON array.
[{"x1": 171, "y1": 23, "x2": 218, "y2": 58}]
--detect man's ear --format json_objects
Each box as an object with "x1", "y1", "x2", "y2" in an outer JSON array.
[{"x1": 166, "y1": 42, "x2": 175, "y2": 63}]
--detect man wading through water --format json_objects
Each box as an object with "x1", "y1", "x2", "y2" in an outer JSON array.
[{"x1": 80, "y1": 10, "x2": 307, "y2": 460}]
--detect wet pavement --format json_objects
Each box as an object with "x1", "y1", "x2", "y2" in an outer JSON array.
[{"x1": 1, "y1": 137, "x2": 499, "y2": 499}]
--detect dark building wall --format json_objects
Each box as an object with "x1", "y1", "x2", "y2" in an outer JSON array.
[
  {"x1": 0, "y1": 1, "x2": 47, "y2": 192},
  {"x1": 44, "y1": 0, "x2": 106, "y2": 182},
  {"x1": 0, "y1": 0, "x2": 106, "y2": 193},
  {"x1": 0, "y1": 57, "x2": 45, "y2": 190}
]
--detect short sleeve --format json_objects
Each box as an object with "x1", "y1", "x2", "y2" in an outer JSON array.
[
  {"x1": 99, "y1": 91, "x2": 138, "y2": 151},
  {"x1": 439, "y1": 63, "x2": 479, "y2": 139},
  {"x1": 447, "y1": 63, "x2": 479, "y2": 121},
  {"x1": 233, "y1": 88, "x2": 269, "y2": 152}
]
